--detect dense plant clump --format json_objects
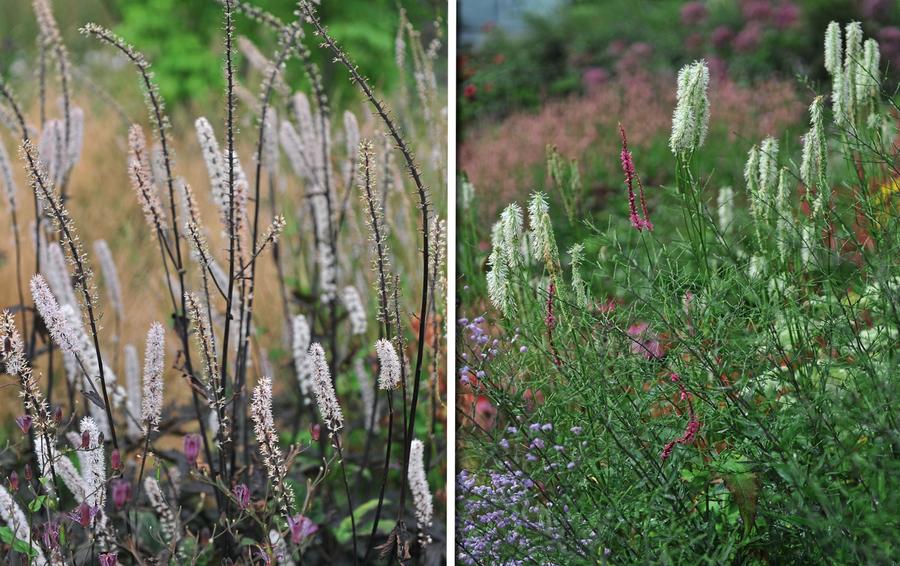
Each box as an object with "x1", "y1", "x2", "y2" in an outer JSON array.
[
  {"x1": 0, "y1": 0, "x2": 445, "y2": 563},
  {"x1": 458, "y1": 21, "x2": 899, "y2": 564}
]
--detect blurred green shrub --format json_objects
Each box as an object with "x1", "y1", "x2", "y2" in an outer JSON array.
[
  {"x1": 460, "y1": 0, "x2": 900, "y2": 131},
  {"x1": 0, "y1": 0, "x2": 445, "y2": 107},
  {"x1": 116, "y1": 0, "x2": 442, "y2": 105}
]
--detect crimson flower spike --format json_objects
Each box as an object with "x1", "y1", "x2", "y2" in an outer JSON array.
[{"x1": 619, "y1": 123, "x2": 653, "y2": 232}]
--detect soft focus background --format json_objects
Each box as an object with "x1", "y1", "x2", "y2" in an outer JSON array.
[
  {"x1": 1, "y1": 0, "x2": 444, "y2": 105},
  {"x1": 459, "y1": 0, "x2": 900, "y2": 219}
]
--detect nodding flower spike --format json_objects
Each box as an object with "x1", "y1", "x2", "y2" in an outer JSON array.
[{"x1": 619, "y1": 123, "x2": 653, "y2": 232}]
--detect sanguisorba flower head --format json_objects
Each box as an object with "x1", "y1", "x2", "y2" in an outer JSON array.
[
  {"x1": 824, "y1": 21, "x2": 842, "y2": 74},
  {"x1": 487, "y1": 202, "x2": 525, "y2": 316},
  {"x1": 375, "y1": 338, "x2": 401, "y2": 390},
  {"x1": 499, "y1": 202, "x2": 524, "y2": 269},
  {"x1": 568, "y1": 243, "x2": 590, "y2": 308},
  {"x1": 140, "y1": 322, "x2": 165, "y2": 433},
  {"x1": 528, "y1": 191, "x2": 559, "y2": 273},
  {"x1": 669, "y1": 60, "x2": 710, "y2": 155},
  {"x1": 844, "y1": 22, "x2": 863, "y2": 109},
  {"x1": 800, "y1": 97, "x2": 829, "y2": 218},
  {"x1": 308, "y1": 343, "x2": 343, "y2": 435},
  {"x1": 745, "y1": 138, "x2": 779, "y2": 244},
  {"x1": 716, "y1": 186, "x2": 735, "y2": 234}
]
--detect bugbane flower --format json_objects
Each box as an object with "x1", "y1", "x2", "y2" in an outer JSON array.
[
  {"x1": 141, "y1": 322, "x2": 165, "y2": 433},
  {"x1": 408, "y1": 439, "x2": 434, "y2": 532},
  {"x1": 291, "y1": 314, "x2": 313, "y2": 405},
  {"x1": 341, "y1": 286, "x2": 367, "y2": 335},
  {"x1": 375, "y1": 338, "x2": 401, "y2": 390},
  {"x1": 309, "y1": 344, "x2": 343, "y2": 434}
]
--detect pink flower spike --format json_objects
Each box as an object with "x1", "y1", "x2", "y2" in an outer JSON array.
[
  {"x1": 620, "y1": 123, "x2": 652, "y2": 232},
  {"x1": 661, "y1": 375, "x2": 701, "y2": 461},
  {"x1": 99, "y1": 552, "x2": 118, "y2": 566},
  {"x1": 636, "y1": 177, "x2": 653, "y2": 231}
]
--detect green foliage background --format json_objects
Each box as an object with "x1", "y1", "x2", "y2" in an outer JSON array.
[{"x1": 0, "y1": 0, "x2": 445, "y2": 107}]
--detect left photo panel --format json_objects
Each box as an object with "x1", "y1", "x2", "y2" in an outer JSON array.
[{"x1": 0, "y1": 1, "x2": 447, "y2": 564}]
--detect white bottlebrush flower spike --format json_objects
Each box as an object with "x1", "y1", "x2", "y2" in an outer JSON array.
[
  {"x1": 499, "y1": 202, "x2": 524, "y2": 269},
  {"x1": 144, "y1": 477, "x2": 180, "y2": 544},
  {"x1": 568, "y1": 243, "x2": 589, "y2": 308},
  {"x1": 408, "y1": 439, "x2": 433, "y2": 531},
  {"x1": 486, "y1": 241, "x2": 513, "y2": 316},
  {"x1": 292, "y1": 314, "x2": 313, "y2": 405},
  {"x1": 43, "y1": 242, "x2": 78, "y2": 308},
  {"x1": 0, "y1": 136, "x2": 17, "y2": 212},
  {"x1": 775, "y1": 168, "x2": 792, "y2": 260},
  {"x1": 486, "y1": 200, "x2": 529, "y2": 317},
  {"x1": 801, "y1": 98, "x2": 829, "y2": 218},
  {"x1": 141, "y1": 322, "x2": 165, "y2": 433},
  {"x1": 528, "y1": 192, "x2": 559, "y2": 272},
  {"x1": 824, "y1": 22, "x2": 842, "y2": 75},
  {"x1": 93, "y1": 239, "x2": 123, "y2": 320},
  {"x1": 341, "y1": 285, "x2": 367, "y2": 335},
  {"x1": 309, "y1": 343, "x2": 343, "y2": 434},
  {"x1": 0, "y1": 484, "x2": 47, "y2": 565},
  {"x1": 30, "y1": 274, "x2": 79, "y2": 357},
  {"x1": 195, "y1": 116, "x2": 228, "y2": 222},
  {"x1": 251, "y1": 376, "x2": 295, "y2": 514},
  {"x1": 716, "y1": 186, "x2": 734, "y2": 234},
  {"x1": 375, "y1": 338, "x2": 401, "y2": 390},
  {"x1": 857, "y1": 39, "x2": 880, "y2": 101},
  {"x1": 354, "y1": 357, "x2": 379, "y2": 431},
  {"x1": 669, "y1": 60, "x2": 710, "y2": 154},
  {"x1": 80, "y1": 416, "x2": 106, "y2": 513},
  {"x1": 124, "y1": 344, "x2": 142, "y2": 441}
]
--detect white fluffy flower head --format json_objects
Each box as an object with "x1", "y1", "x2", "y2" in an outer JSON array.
[
  {"x1": 375, "y1": 338, "x2": 401, "y2": 390},
  {"x1": 670, "y1": 60, "x2": 710, "y2": 154}
]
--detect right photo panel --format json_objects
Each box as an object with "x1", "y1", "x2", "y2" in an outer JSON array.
[{"x1": 455, "y1": 1, "x2": 900, "y2": 564}]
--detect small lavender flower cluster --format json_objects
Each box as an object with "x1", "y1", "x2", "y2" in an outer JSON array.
[
  {"x1": 457, "y1": 315, "x2": 522, "y2": 386},
  {"x1": 456, "y1": 469, "x2": 562, "y2": 565}
]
